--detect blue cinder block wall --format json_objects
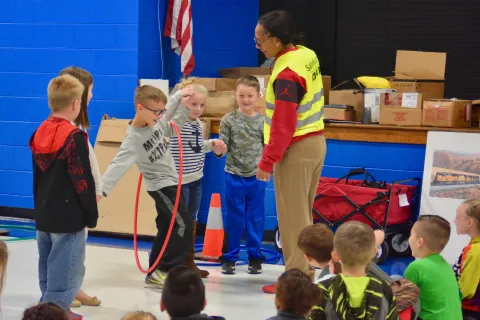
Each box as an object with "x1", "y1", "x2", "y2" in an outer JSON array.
[
  {"x1": 0, "y1": 0, "x2": 260, "y2": 210},
  {"x1": 0, "y1": 0, "x2": 139, "y2": 209}
]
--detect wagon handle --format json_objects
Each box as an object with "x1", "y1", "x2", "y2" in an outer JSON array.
[{"x1": 336, "y1": 168, "x2": 377, "y2": 186}]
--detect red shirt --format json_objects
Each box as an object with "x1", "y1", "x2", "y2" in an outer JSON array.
[{"x1": 258, "y1": 48, "x2": 323, "y2": 173}]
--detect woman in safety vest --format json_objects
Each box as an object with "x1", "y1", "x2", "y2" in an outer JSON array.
[{"x1": 254, "y1": 10, "x2": 327, "y2": 294}]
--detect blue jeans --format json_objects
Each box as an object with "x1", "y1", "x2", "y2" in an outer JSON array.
[
  {"x1": 37, "y1": 230, "x2": 86, "y2": 311},
  {"x1": 222, "y1": 173, "x2": 266, "y2": 262},
  {"x1": 182, "y1": 179, "x2": 203, "y2": 221}
]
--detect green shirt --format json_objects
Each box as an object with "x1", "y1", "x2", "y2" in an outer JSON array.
[{"x1": 404, "y1": 254, "x2": 462, "y2": 320}]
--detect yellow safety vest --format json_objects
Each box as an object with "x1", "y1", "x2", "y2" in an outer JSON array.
[{"x1": 264, "y1": 45, "x2": 324, "y2": 145}]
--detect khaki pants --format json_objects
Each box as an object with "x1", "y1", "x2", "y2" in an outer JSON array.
[{"x1": 274, "y1": 134, "x2": 326, "y2": 279}]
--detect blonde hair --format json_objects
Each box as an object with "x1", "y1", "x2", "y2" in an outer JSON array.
[
  {"x1": 134, "y1": 85, "x2": 168, "y2": 107},
  {"x1": 236, "y1": 75, "x2": 261, "y2": 92},
  {"x1": 462, "y1": 199, "x2": 480, "y2": 232},
  {"x1": 334, "y1": 221, "x2": 376, "y2": 268},
  {"x1": 121, "y1": 311, "x2": 158, "y2": 320},
  {"x1": 47, "y1": 74, "x2": 84, "y2": 112},
  {"x1": 415, "y1": 215, "x2": 451, "y2": 253},
  {"x1": 178, "y1": 77, "x2": 208, "y2": 96},
  {"x1": 0, "y1": 240, "x2": 7, "y2": 296}
]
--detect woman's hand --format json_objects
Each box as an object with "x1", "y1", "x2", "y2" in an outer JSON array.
[{"x1": 256, "y1": 168, "x2": 271, "y2": 182}]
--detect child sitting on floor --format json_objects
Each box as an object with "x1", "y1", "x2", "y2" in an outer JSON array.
[
  {"x1": 267, "y1": 269, "x2": 322, "y2": 320},
  {"x1": 405, "y1": 215, "x2": 462, "y2": 320},
  {"x1": 161, "y1": 266, "x2": 225, "y2": 320},
  {"x1": 22, "y1": 303, "x2": 69, "y2": 320},
  {"x1": 453, "y1": 200, "x2": 480, "y2": 320},
  {"x1": 309, "y1": 221, "x2": 398, "y2": 320}
]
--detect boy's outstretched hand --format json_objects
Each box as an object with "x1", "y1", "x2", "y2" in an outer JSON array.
[{"x1": 212, "y1": 139, "x2": 227, "y2": 155}]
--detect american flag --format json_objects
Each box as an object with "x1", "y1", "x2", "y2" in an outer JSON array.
[{"x1": 164, "y1": 0, "x2": 195, "y2": 77}]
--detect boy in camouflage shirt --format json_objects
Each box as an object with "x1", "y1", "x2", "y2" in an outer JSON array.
[{"x1": 215, "y1": 76, "x2": 266, "y2": 275}]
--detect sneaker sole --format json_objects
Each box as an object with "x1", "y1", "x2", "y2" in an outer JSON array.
[
  {"x1": 248, "y1": 270, "x2": 263, "y2": 274},
  {"x1": 221, "y1": 270, "x2": 236, "y2": 275}
]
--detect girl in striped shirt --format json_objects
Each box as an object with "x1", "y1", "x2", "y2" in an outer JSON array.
[{"x1": 170, "y1": 79, "x2": 226, "y2": 278}]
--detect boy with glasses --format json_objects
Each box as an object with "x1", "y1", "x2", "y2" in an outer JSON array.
[{"x1": 101, "y1": 85, "x2": 195, "y2": 287}]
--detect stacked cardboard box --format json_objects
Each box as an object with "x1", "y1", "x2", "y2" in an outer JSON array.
[
  {"x1": 380, "y1": 93, "x2": 423, "y2": 126},
  {"x1": 422, "y1": 99, "x2": 472, "y2": 128},
  {"x1": 390, "y1": 50, "x2": 446, "y2": 100}
]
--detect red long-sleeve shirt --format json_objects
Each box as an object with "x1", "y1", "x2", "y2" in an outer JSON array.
[{"x1": 258, "y1": 48, "x2": 323, "y2": 173}]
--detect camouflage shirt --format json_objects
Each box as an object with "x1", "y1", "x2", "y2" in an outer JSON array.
[{"x1": 218, "y1": 110, "x2": 265, "y2": 177}]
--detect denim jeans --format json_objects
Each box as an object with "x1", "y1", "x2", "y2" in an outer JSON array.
[
  {"x1": 181, "y1": 178, "x2": 203, "y2": 221},
  {"x1": 37, "y1": 229, "x2": 86, "y2": 311}
]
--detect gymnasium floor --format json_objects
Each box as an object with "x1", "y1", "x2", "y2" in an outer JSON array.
[{"x1": 1, "y1": 221, "x2": 413, "y2": 320}]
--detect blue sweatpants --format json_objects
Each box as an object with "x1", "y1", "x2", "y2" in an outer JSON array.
[{"x1": 222, "y1": 172, "x2": 266, "y2": 262}]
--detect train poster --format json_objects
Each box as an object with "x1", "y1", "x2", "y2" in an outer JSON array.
[
  {"x1": 430, "y1": 151, "x2": 480, "y2": 200},
  {"x1": 421, "y1": 131, "x2": 477, "y2": 265}
]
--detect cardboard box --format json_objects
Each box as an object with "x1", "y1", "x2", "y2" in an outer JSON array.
[
  {"x1": 172, "y1": 77, "x2": 237, "y2": 93},
  {"x1": 324, "y1": 105, "x2": 355, "y2": 121},
  {"x1": 380, "y1": 108, "x2": 422, "y2": 126},
  {"x1": 322, "y1": 76, "x2": 331, "y2": 104},
  {"x1": 93, "y1": 115, "x2": 210, "y2": 237},
  {"x1": 422, "y1": 99, "x2": 472, "y2": 128},
  {"x1": 381, "y1": 92, "x2": 423, "y2": 109},
  {"x1": 363, "y1": 89, "x2": 396, "y2": 123},
  {"x1": 329, "y1": 89, "x2": 364, "y2": 121},
  {"x1": 472, "y1": 99, "x2": 480, "y2": 127},
  {"x1": 219, "y1": 67, "x2": 271, "y2": 78},
  {"x1": 206, "y1": 91, "x2": 267, "y2": 117},
  {"x1": 390, "y1": 50, "x2": 446, "y2": 99}
]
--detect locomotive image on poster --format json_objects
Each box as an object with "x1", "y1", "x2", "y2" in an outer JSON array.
[
  {"x1": 429, "y1": 150, "x2": 480, "y2": 200},
  {"x1": 431, "y1": 172, "x2": 480, "y2": 185}
]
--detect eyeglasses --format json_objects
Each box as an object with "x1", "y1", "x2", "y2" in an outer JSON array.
[
  {"x1": 142, "y1": 105, "x2": 166, "y2": 116},
  {"x1": 254, "y1": 37, "x2": 270, "y2": 47}
]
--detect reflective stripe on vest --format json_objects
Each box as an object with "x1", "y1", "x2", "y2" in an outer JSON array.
[
  {"x1": 265, "y1": 107, "x2": 325, "y2": 128},
  {"x1": 266, "y1": 88, "x2": 324, "y2": 113}
]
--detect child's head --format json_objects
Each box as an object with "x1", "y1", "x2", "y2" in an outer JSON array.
[
  {"x1": 235, "y1": 76, "x2": 261, "y2": 115},
  {"x1": 333, "y1": 222, "x2": 377, "y2": 270},
  {"x1": 22, "y1": 302, "x2": 68, "y2": 320},
  {"x1": 121, "y1": 311, "x2": 158, "y2": 320},
  {"x1": 47, "y1": 74, "x2": 84, "y2": 121},
  {"x1": 275, "y1": 269, "x2": 322, "y2": 316},
  {"x1": 59, "y1": 66, "x2": 94, "y2": 129},
  {"x1": 0, "y1": 240, "x2": 7, "y2": 296},
  {"x1": 409, "y1": 215, "x2": 450, "y2": 258},
  {"x1": 178, "y1": 78, "x2": 208, "y2": 120},
  {"x1": 134, "y1": 85, "x2": 168, "y2": 127},
  {"x1": 298, "y1": 223, "x2": 334, "y2": 269},
  {"x1": 455, "y1": 199, "x2": 480, "y2": 236},
  {"x1": 161, "y1": 266, "x2": 206, "y2": 318}
]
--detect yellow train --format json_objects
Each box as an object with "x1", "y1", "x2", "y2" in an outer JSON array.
[{"x1": 432, "y1": 172, "x2": 480, "y2": 185}]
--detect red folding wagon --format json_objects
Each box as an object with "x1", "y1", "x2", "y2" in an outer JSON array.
[{"x1": 312, "y1": 168, "x2": 421, "y2": 263}]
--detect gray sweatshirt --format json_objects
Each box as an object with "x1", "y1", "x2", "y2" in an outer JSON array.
[{"x1": 101, "y1": 91, "x2": 188, "y2": 195}]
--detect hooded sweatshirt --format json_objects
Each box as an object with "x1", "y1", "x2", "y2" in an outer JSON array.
[
  {"x1": 311, "y1": 274, "x2": 398, "y2": 320},
  {"x1": 29, "y1": 117, "x2": 98, "y2": 233}
]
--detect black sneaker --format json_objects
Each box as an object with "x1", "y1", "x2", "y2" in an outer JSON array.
[
  {"x1": 248, "y1": 259, "x2": 263, "y2": 274},
  {"x1": 221, "y1": 261, "x2": 236, "y2": 275}
]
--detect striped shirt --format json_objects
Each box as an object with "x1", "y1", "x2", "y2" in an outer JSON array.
[{"x1": 170, "y1": 119, "x2": 213, "y2": 184}]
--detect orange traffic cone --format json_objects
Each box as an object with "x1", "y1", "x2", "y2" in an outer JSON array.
[{"x1": 202, "y1": 193, "x2": 224, "y2": 258}]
